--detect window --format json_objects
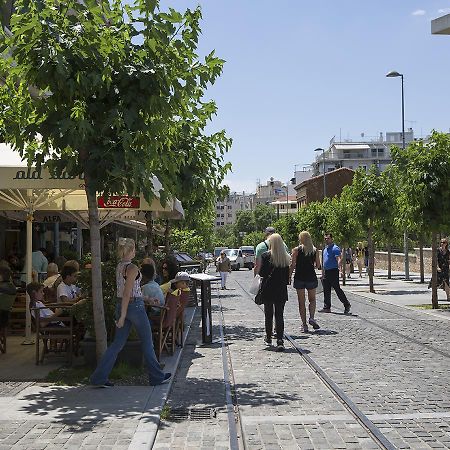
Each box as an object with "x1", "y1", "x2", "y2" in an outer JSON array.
[
  {"x1": 216, "y1": 213, "x2": 220, "y2": 218},
  {"x1": 228, "y1": 213, "x2": 232, "y2": 218},
  {"x1": 227, "y1": 205, "x2": 232, "y2": 209},
  {"x1": 291, "y1": 203, "x2": 296, "y2": 209},
  {"x1": 221, "y1": 214, "x2": 224, "y2": 218},
  {"x1": 221, "y1": 222, "x2": 224, "y2": 225},
  {"x1": 216, "y1": 222, "x2": 221, "y2": 226}
]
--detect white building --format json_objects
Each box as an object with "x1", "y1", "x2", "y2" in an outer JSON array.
[
  {"x1": 432, "y1": 13, "x2": 450, "y2": 35},
  {"x1": 215, "y1": 191, "x2": 253, "y2": 228},
  {"x1": 312, "y1": 130, "x2": 415, "y2": 175}
]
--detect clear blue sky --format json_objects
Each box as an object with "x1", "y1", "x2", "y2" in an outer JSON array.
[{"x1": 159, "y1": 1, "x2": 450, "y2": 193}]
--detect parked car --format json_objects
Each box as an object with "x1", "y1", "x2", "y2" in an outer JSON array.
[
  {"x1": 240, "y1": 246, "x2": 255, "y2": 270},
  {"x1": 225, "y1": 248, "x2": 245, "y2": 271}
]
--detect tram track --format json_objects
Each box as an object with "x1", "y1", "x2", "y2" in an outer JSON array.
[{"x1": 233, "y1": 277, "x2": 396, "y2": 450}]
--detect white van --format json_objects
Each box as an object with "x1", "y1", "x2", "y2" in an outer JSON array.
[
  {"x1": 240, "y1": 246, "x2": 255, "y2": 270},
  {"x1": 225, "y1": 249, "x2": 244, "y2": 271}
]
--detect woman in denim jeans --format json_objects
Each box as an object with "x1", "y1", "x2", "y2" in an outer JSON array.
[{"x1": 90, "y1": 238, "x2": 171, "y2": 387}]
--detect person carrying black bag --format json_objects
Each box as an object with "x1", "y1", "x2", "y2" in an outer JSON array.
[{"x1": 259, "y1": 233, "x2": 290, "y2": 352}]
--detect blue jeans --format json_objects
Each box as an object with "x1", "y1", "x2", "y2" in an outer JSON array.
[{"x1": 90, "y1": 298, "x2": 165, "y2": 385}]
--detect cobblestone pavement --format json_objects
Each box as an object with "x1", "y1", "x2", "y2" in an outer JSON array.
[{"x1": 155, "y1": 270, "x2": 450, "y2": 449}]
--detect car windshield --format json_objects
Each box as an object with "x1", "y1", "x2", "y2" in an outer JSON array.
[{"x1": 225, "y1": 249, "x2": 238, "y2": 257}]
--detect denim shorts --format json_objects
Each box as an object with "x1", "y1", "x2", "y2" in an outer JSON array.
[{"x1": 293, "y1": 279, "x2": 318, "y2": 290}]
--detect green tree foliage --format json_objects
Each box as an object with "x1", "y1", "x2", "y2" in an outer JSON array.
[
  {"x1": 242, "y1": 231, "x2": 264, "y2": 248},
  {"x1": 253, "y1": 204, "x2": 276, "y2": 232},
  {"x1": 297, "y1": 200, "x2": 331, "y2": 248},
  {"x1": 0, "y1": 0, "x2": 230, "y2": 358},
  {"x1": 169, "y1": 229, "x2": 204, "y2": 258},
  {"x1": 234, "y1": 210, "x2": 256, "y2": 235},
  {"x1": 391, "y1": 131, "x2": 450, "y2": 307},
  {"x1": 273, "y1": 214, "x2": 298, "y2": 250},
  {"x1": 346, "y1": 167, "x2": 391, "y2": 292},
  {"x1": 212, "y1": 225, "x2": 237, "y2": 249}
]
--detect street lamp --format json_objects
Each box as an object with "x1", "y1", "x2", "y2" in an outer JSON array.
[
  {"x1": 314, "y1": 147, "x2": 326, "y2": 199},
  {"x1": 386, "y1": 70, "x2": 409, "y2": 280}
]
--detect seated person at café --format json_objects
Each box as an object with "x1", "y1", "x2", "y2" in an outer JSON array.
[
  {"x1": 162, "y1": 271, "x2": 191, "y2": 297},
  {"x1": 43, "y1": 263, "x2": 59, "y2": 288},
  {"x1": 56, "y1": 266, "x2": 83, "y2": 304},
  {"x1": 0, "y1": 267, "x2": 17, "y2": 329},
  {"x1": 141, "y1": 264, "x2": 165, "y2": 316},
  {"x1": 52, "y1": 260, "x2": 80, "y2": 291},
  {"x1": 27, "y1": 282, "x2": 64, "y2": 327}
]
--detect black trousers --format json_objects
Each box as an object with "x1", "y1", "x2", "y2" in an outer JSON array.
[
  {"x1": 264, "y1": 301, "x2": 285, "y2": 342},
  {"x1": 323, "y1": 268, "x2": 350, "y2": 309}
]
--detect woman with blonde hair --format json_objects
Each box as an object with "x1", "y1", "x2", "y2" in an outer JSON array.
[
  {"x1": 90, "y1": 238, "x2": 171, "y2": 387},
  {"x1": 259, "y1": 233, "x2": 290, "y2": 352},
  {"x1": 290, "y1": 231, "x2": 321, "y2": 333}
]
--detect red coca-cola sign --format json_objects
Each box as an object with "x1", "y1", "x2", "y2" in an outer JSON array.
[{"x1": 97, "y1": 196, "x2": 140, "y2": 209}]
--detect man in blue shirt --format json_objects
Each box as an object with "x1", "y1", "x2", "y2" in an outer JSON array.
[{"x1": 319, "y1": 233, "x2": 351, "y2": 314}]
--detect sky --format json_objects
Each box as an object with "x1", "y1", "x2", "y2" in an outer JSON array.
[{"x1": 160, "y1": 1, "x2": 450, "y2": 193}]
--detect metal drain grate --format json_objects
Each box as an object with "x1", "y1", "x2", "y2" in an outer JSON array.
[{"x1": 167, "y1": 407, "x2": 217, "y2": 422}]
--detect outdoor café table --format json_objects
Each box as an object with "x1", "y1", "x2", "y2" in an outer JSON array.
[{"x1": 189, "y1": 273, "x2": 221, "y2": 344}]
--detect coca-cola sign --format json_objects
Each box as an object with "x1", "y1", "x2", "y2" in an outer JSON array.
[{"x1": 98, "y1": 196, "x2": 140, "y2": 209}]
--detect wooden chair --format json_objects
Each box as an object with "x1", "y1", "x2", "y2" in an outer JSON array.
[
  {"x1": 148, "y1": 293, "x2": 179, "y2": 359},
  {"x1": 8, "y1": 293, "x2": 27, "y2": 335},
  {"x1": 0, "y1": 293, "x2": 16, "y2": 354},
  {"x1": 32, "y1": 303, "x2": 76, "y2": 365}
]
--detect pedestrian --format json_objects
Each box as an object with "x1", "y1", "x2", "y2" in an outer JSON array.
[
  {"x1": 90, "y1": 238, "x2": 171, "y2": 387},
  {"x1": 355, "y1": 242, "x2": 365, "y2": 278},
  {"x1": 216, "y1": 250, "x2": 231, "y2": 289},
  {"x1": 290, "y1": 231, "x2": 321, "y2": 333},
  {"x1": 254, "y1": 227, "x2": 276, "y2": 275},
  {"x1": 344, "y1": 247, "x2": 353, "y2": 278},
  {"x1": 319, "y1": 233, "x2": 351, "y2": 315},
  {"x1": 436, "y1": 238, "x2": 450, "y2": 300},
  {"x1": 259, "y1": 233, "x2": 290, "y2": 352},
  {"x1": 159, "y1": 255, "x2": 178, "y2": 285}
]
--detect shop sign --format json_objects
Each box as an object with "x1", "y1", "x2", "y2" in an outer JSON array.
[{"x1": 97, "y1": 196, "x2": 140, "y2": 209}]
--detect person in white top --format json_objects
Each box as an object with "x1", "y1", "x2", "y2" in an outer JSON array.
[
  {"x1": 27, "y1": 282, "x2": 63, "y2": 327},
  {"x1": 57, "y1": 266, "x2": 82, "y2": 303},
  {"x1": 90, "y1": 237, "x2": 171, "y2": 388}
]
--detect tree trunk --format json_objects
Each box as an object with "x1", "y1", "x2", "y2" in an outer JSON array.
[
  {"x1": 387, "y1": 242, "x2": 392, "y2": 279},
  {"x1": 1, "y1": 0, "x2": 13, "y2": 28},
  {"x1": 164, "y1": 219, "x2": 170, "y2": 254},
  {"x1": 85, "y1": 179, "x2": 107, "y2": 360},
  {"x1": 419, "y1": 236, "x2": 424, "y2": 284},
  {"x1": 145, "y1": 211, "x2": 153, "y2": 256},
  {"x1": 342, "y1": 246, "x2": 346, "y2": 286},
  {"x1": 431, "y1": 232, "x2": 438, "y2": 309},
  {"x1": 368, "y1": 220, "x2": 375, "y2": 293}
]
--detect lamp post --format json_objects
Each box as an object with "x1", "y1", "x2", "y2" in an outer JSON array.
[
  {"x1": 386, "y1": 70, "x2": 409, "y2": 280},
  {"x1": 314, "y1": 147, "x2": 326, "y2": 199}
]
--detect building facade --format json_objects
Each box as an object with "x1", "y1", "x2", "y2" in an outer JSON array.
[
  {"x1": 214, "y1": 192, "x2": 253, "y2": 228},
  {"x1": 295, "y1": 168, "x2": 355, "y2": 207},
  {"x1": 312, "y1": 130, "x2": 415, "y2": 176}
]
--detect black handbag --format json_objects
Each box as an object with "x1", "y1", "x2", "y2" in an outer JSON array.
[{"x1": 254, "y1": 267, "x2": 274, "y2": 305}]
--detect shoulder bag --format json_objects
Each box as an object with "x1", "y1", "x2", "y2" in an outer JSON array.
[{"x1": 255, "y1": 266, "x2": 275, "y2": 305}]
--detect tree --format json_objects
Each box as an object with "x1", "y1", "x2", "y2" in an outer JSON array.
[
  {"x1": 0, "y1": 1, "x2": 229, "y2": 358},
  {"x1": 212, "y1": 225, "x2": 237, "y2": 249},
  {"x1": 234, "y1": 210, "x2": 256, "y2": 236},
  {"x1": 253, "y1": 204, "x2": 276, "y2": 232},
  {"x1": 346, "y1": 167, "x2": 391, "y2": 293},
  {"x1": 273, "y1": 214, "x2": 298, "y2": 250},
  {"x1": 297, "y1": 200, "x2": 330, "y2": 249},
  {"x1": 242, "y1": 231, "x2": 263, "y2": 248},
  {"x1": 327, "y1": 190, "x2": 362, "y2": 285},
  {"x1": 392, "y1": 132, "x2": 450, "y2": 308},
  {"x1": 0, "y1": 0, "x2": 13, "y2": 29}
]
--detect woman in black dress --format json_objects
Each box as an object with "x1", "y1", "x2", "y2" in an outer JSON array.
[
  {"x1": 290, "y1": 231, "x2": 321, "y2": 333},
  {"x1": 259, "y1": 233, "x2": 290, "y2": 352}
]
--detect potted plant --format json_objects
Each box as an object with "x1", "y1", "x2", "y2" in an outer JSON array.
[{"x1": 73, "y1": 256, "x2": 143, "y2": 367}]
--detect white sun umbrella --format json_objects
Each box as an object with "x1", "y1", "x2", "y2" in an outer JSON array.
[{"x1": 0, "y1": 143, "x2": 183, "y2": 343}]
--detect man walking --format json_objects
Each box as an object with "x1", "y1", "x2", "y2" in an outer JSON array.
[
  {"x1": 319, "y1": 233, "x2": 351, "y2": 314},
  {"x1": 254, "y1": 227, "x2": 276, "y2": 275}
]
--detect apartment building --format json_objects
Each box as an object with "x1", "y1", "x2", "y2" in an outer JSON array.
[
  {"x1": 312, "y1": 130, "x2": 415, "y2": 175},
  {"x1": 215, "y1": 192, "x2": 253, "y2": 228}
]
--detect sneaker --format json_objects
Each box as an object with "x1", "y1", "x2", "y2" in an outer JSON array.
[
  {"x1": 344, "y1": 305, "x2": 351, "y2": 315},
  {"x1": 93, "y1": 380, "x2": 114, "y2": 388},
  {"x1": 264, "y1": 337, "x2": 272, "y2": 346},
  {"x1": 276, "y1": 340, "x2": 285, "y2": 352},
  {"x1": 301, "y1": 324, "x2": 309, "y2": 333},
  {"x1": 161, "y1": 373, "x2": 172, "y2": 384},
  {"x1": 308, "y1": 318, "x2": 320, "y2": 330},
  {"x1": 318, "y1": 308, "x2": 331, "y2": 313}
]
